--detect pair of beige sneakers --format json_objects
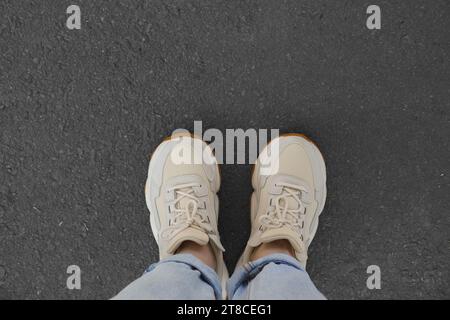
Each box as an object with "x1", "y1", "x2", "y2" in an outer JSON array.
[{"x1": 144, "y1": 133, "x2": 327, "y2": 298}]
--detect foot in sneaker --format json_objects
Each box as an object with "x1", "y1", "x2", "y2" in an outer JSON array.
[
  {"x1": 144, "y1": 133, "x2": 228, "y2": 297},
  {"x1": 237, "y1": 134, "x2": 327, "y2": 268}
]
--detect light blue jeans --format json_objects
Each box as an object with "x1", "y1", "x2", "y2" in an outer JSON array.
[
  {"x1": 113, "y1": 253, "x2": 325, "y2": 300},
  {"x1": 113, "y1": 254, "x2": 325, "y2": 300}
]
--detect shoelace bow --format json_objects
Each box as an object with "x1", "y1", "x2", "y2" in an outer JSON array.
[
  {"x1": 161, "y1": 183, "x2": 213, "y2": 239},
  {"x1": 259, "y1": 182, "x2": 310, "y2": 240}
]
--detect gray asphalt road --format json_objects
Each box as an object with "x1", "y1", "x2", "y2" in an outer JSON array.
[{"x1": 0, "y1": 0, "x2": 449, "y2": 299}]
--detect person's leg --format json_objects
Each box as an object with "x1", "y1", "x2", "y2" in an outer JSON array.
[
  {"x1": 228, "y1": 252, "x2": 325, "y2": 300},
  {"x1": 113, "y1": 133, "x2": 228, "y2": 299},
  {"x1": 113, "y1": 253, "x2": 221, "y2": 300},
  {"x1": 229, "y1": 134, "x2": 327, "y2": 300}
]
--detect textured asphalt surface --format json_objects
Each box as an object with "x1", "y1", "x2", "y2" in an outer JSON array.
[{"x1": 0, "y1": 0, "x2": 449, "y2": 299}]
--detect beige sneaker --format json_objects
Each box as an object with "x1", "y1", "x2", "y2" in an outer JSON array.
[
  {"x1": 144, "y1": 133, "x2": 228, "y2": 298},
  {"x1": 237, "y1": 134, "x2": 327, "y2": 269}
]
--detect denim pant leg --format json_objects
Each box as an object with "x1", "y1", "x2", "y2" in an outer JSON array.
[
  {"x1": 112, "y1": 254, "x2": 222, "y2": 300},
  {"x1": 227, "y1": 253, "x2": 326, "y2": 300}
]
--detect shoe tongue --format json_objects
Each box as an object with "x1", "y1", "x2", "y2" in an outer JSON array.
[
  {"x1": 176, "y1": 187, "x2": 197, "y2": 209},
  {"x1": 260, "y1": 226, "x2": 303, "y2": 253},
  {"x1": 276, "y1": 195, "x2": 300, "y2": 211},
  {"x1": 167, "y1": 227, "x2": 209, "y2": 254}
]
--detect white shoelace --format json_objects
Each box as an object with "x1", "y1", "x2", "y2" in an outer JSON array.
[
  {"x1": 259, "y1": 182, "x2": 310, "y2": 241},
  {"x1": 161, "y1": 183, "x2": 213, "y2": 239}
]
